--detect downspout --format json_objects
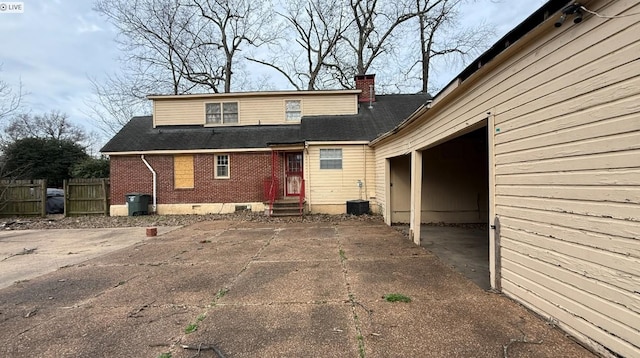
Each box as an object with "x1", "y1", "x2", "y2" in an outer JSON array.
[{"x1": 140, "y1": 155, "x2": 157, "y2": 213}]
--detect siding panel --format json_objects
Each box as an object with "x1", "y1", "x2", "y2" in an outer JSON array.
[
  {"x1": 502, "y1": 255, "x2": 639, "y2": 341},
  {"x1": 153, "y1": 92, "x2": 357, "y2": 126},
  {"x1": 504, "y1": 249, "x2": 640, "y2": 313},
  {"x1": 501, "y1": 273, "x2": 639, "y2": 358},
  {"x1": 307, "y1": 145, "x2": 374, "y2": 208}
]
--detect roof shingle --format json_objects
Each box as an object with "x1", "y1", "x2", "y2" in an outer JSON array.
[{"x1": 100, "y1": 93, "x2": 430, "y2": 153}]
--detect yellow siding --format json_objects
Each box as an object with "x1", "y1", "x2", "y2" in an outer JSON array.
[
  {"x1": 373, "y1": 1, "x2": 640, "y2": 356},
  {"x1": 305, "y1": 145, "x2": 375, "y2": 213},
  {"x1": 153, "y1": 92, "x2": 357, "y2": 126},
  {"x1": 174, "y1": 155, "x2": 194, "y2": 189}
]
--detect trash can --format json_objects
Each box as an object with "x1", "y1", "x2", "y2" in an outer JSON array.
[
  {"x1": 125, "y1": 193, "x2": 151, "y2": 216},
  {"x1": 346, "y1": 200, "x2": 369, "y2": 215}
]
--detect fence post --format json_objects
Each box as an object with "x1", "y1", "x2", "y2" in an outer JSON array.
[
  {"x1": 102, "y1": 178, "x2": 109, "y2": 216},
  {"x1": 40, "y1": 180, "x2": 47, "y2": 217},
  {"x1": 63, "y1": 179, "x2": 68, "y2": 217}
]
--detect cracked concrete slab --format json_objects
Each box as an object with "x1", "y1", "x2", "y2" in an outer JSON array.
[
  {"x1": 0, "y1": 220, "x2": 596, "y2": 358},
  {"x1": 0, "y1": 227, "x2": 179, "y2": 289}
]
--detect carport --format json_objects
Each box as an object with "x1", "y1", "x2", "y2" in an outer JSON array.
[{"x1": 387, "y1": 123, "x2": 490, "y2": 289}]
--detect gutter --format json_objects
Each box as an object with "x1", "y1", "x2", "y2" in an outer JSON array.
[{"x1": 140, "y1": 155, "x2": 157, "y2": 213}]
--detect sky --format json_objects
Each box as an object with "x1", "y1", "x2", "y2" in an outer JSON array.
[{"x1": 0, "y1": 0, "x2": 547, "y2": 148}]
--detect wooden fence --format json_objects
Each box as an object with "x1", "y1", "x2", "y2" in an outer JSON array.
[
  {"x1": 64, "y1": 178, "x2": 110, "y2": 216},
  {"x1": 0, "y1": 178, "x2": 110, "y2": 217},
  {"x1": 0, "y1": 179, "x2": 47, "y2": 217}
]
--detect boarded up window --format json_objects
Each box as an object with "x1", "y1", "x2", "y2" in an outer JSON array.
[
  {"x1": 174, "y1": 155, "x2": 194, "y2": 188},
  {"x1": 215, "y1": 154, "x2": 230, "y2": 178},
  {"x1": 285, "y1": 100, "x2": 302, "y2": 121},
  {"x1": 320, "y1": 149, "x2": 342, "y2": 169}
]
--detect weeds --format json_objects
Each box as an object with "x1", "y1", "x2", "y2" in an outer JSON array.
[
  {"x1": 383, "y1": 293, "x2": 412, "y2": 303},
  {"x1": 216, "y1": 288, "x2": 229, "y2": 299},
  {"x1": 158, "y1": 353, "x2": 172, "y2": 358},
  {"x1": 184, "y1": 323, "x2": 198, "y2": 334},
  {"x1": 184, "y1": 313, "x2": 207, "y2": 334},
  {"x1": 357, "y1": 334, "x2": 365, "y2": 358}
]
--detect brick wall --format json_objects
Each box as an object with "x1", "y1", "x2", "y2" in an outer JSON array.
[{"x1": 110, "y1": 152, "x2": 284, "y2": 205}]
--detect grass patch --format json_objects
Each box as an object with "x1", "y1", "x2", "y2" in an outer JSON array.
[
  {"x1": 185, "y1": 313, "x2": 207, "y2": 333},
  {"x1": 339, "y1": 249, "x2": 346, "y2": 261},
  {"x1": 216, "y1": 288, "x2": 229, "y2": 299},
  {"x1": 184, "y1": 323, "x2": 198, "y2": 334},
  {"x1": 357, "y1": 334, "x2": 365, "y2": 358},
  {"x1": 158, "y1": 353, "x2": 172, "y2": 358},
  {"x1": 383, "y1": 293, "x2": 412, "y2": 303}
]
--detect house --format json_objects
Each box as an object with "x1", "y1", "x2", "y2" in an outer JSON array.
[
  {"x1": 100, "y1": 76, "x2": 429, "y2": 216},
  {"x1": 370, "y1": 0, "x2": 639, "y2": 356},
  {"x1": 101, "y1": 0, "x2": 638, "y2": 355}
]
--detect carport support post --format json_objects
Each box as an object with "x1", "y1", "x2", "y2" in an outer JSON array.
[
  {"x1": 409, "y1": 150, "x2": 423, "y2": 245},
  {"x1": 384, "y1": 158, "x2": 392, "y2": 225}
]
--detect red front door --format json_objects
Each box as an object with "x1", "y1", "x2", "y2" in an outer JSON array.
[{"x1": 285, "y1": 152, "x2": 303, "y2": 196}]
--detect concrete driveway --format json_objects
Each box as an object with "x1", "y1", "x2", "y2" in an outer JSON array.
[
  {"x1": 0, "y1": 227, "x2": 178, "y2": 289},
  {"x1": 0, "y1": 220, "x2": 594, "y2": 357}
]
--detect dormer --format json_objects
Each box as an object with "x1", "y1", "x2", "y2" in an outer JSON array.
[{"x1": 148, "y1": 90, "x2": 361, "y2": 127}]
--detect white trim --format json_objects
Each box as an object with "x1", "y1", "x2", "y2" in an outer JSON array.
[
  {"x1": 384, "y1": 158, "x2": 391, "y2": 225},
  {"x1": 148, "y1": 89, "x2": 361, "y2": 100},
  {"x1": 284, "y1": 98, "x2": 303, "y2": 122},
  {"x1": 204, "y1": 101, "x2": 239, "y2": 125},
  {"x1": 319, "y1": 148, "x2": 343, "y2": 170},
  {"x1": 214, "y1": 154, "x2": 230, "y2": 179},
  {"x1": 487, "y1": 112, "x2": 498, "y2": 290},
  {"x1": 306, "y1": 141, "x2": 370, "y2": 145},
  {"x1": 103, "y1": 148, "x2": 272, "y2": 156},
  {"x1": 409, "y1": 150, "x2": 422, "y2": 245}
]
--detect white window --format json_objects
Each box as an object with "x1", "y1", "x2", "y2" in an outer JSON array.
[
  {"x1": 215, "y1": 154, "x2": 230, "y2": 178},
  {"x1": 206, "y1": 102, "x2": 238, "y2": 124},
  {"x1": 285, "y1": 100, "x2": 302, "y2": 121},
  {"x1": 319, "y1": 149, "x2": 342, "y2": 169}
]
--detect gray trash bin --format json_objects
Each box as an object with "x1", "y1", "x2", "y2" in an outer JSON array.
[{"x1": 126, "y1": 193, "x2": 151, "y2": 216}]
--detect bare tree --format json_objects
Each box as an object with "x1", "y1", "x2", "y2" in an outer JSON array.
[
  {"x1": 91, "y1": 0, "x2": 274, "y2": 134},
  {"x1": 0, "y1": 67, "x2": 24, "y2": 122},
  {"x1": 325, "y1": 0, "x2": 434, "y2": 87},
  {"x1": 2, "y1": 111, "x2": 91, "y2": 147},
  {"x1": 95, "y1": 0, "x2": 274, "y2": 94},
  {"x1": 189, "y1": 0, "x2": 276, "y2": 93},
  {"x1": 248, "y1": 0, "x2": 351, "y2": 90},
  {"x1": 84, "y1": 73, "x2": 152, "y2": 136},
  {"x1": 94, "y1": 0, "x2": 197, "y2": 95},
  {"x1": 412, "y1": 0, "x2": 494, "y2": 93}
]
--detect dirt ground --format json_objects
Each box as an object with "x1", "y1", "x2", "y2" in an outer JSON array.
[{"x1": 0, "y1": 217, "x2": 596, "y2": 358}]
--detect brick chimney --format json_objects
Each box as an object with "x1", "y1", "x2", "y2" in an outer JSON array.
[{"x1": 355, "y1": 74, "x2": 375, "y2": 103}]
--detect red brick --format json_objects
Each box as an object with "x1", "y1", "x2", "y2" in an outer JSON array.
[{"x1": 110, "y1": 152, "x2": 286, "y2": 205}]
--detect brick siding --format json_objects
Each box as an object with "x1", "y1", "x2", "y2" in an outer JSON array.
[{"x1": 110, "y1": 152, "x2": 285, "y2": 205}]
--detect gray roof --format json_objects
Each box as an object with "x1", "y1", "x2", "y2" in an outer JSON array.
[
  {"x1": 302, "y1": 94, "x2": 430, "y2": 141},
  {"x1": 100, "y1": 93, "x2": 430, "y2": 153}
]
